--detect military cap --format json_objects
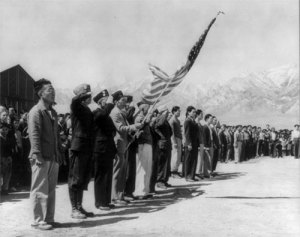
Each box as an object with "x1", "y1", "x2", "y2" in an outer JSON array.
[
  {"x1": 124, "y1": 95, "x2": 133, "y2": 103},
  {"x1": 33, "y1": 78, "x2": 51, "y2": 94},
  {"x1": 157, "y1": 105, "x2": 168, "y2": 113},
  {"x1": 73, "y1": 83, "x2": 91, "y2": 96},
  {"x1": 112, "y1": 90, "x2": 124, "y2": 102},
  {"x1": 93, "y1": 89, "x2": 109, "y2": 103}
]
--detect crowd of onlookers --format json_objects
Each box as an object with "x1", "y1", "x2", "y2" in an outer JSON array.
[{"x1": 0, "y1": 103, "x2": 299, "y2": 196}]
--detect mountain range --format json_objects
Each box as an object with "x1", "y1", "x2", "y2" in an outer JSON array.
[{"x1": 54, "y1": 64, "x2": 299, "y2": 129}]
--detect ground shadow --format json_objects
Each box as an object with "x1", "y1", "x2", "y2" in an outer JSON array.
[
  {"x1": 0, "y1": 191, "x2": 30, "y2": 204},
  {"x1": 208, "y1": 172, "x2": 246, "y2": 181},
  {"x1": 94, "y1": 185, "x2": 205, "y2": 219},
  {"x1": 54, "y1": 216, "x2": 138, "y2": 229},
  {"x1": 207, "y1": 196, "x2": 300, "y2": 199}
]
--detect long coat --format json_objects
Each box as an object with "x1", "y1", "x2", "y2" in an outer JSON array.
[
  {"x1": 70, "y1": 94, "x2": 94, "y2": 153},
  {"x1": 93, "y1": 103, "x2": 117, "y2": 154}
]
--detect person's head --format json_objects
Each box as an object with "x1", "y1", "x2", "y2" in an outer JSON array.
[
  {"x1": 271, "y1": 127, "x2": 275, "y2": 132},
  {"x1": 185, "y1": 106, "x2": 196, "y2": 119},
  {"x1": 196, "y1": 109, "x2": 203, "y2": 121},
  {"x1": 13, "y1": 119, "x2": 19, "y2": 129},
  {"x1": 93, "y1": 89, "x2": 109, "y2": 108},
  {"x1": 8, "y1": 107, "x2": 15, "y2": 116},
  {"x1": 0, "y1": 106, "x2": 8, "y2": 123},
  {"x1": 157, "y1": 105, "x2": 169, "y2": 117},
  {"x1": 204, "y1": 114, "x2": 213, "y2": 124},
  {"x1": 0, "y1": 123, "x2": 9, "y2": 137},
  {"x1": 58, "y1": 114, "x2": 64, "y2": 123},
  {"x1": 152, "y1": 109, "x2": 158, "y2": 118},
  {"x1": 212, "y1": 116, "x2": 218, "y2": 126},
  {"x1": 137, "y1": 101, "x2": 150, "y2": 116},
  {"x1": 257, "y1": 127, "x2": 261, "y2": 132},
  {"x1": 123, "y1": 95, "x2": 133, "y2": 111},
  {"x1": 172, "y1": 106, "x2": 181, "y2": 118},
  {"x1": 112, "y1": 90, "x2": 127, "y2": 110},
  {"x1": 34, "y1": 79, "x2": 56, "y2": 105},
  {"x1": 237, "y1": 125, "x2": 242, "y2": 132},
  {"x1": 266, "y1": 124, "x2": 270, "y2": 129},
  {"x1": 248, "y1": 125, "x2": 252, "y2": 130},
  {"x1": 294, "y1": 124, "x2": 299, "y2": 131},
  {"x1": 220, "y1": 124, "x2": 226, "y2": 131},
  {"x1": 74, "y1": 84, "x2": 92, "y2": 106}
]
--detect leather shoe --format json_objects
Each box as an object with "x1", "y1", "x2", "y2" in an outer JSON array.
[
  {"x1": 113, "y1": 199, "x2": 128, "y2": 206},
  {"x1": 71, "y1": 209, "x2": 86, "y2": 219},
  {"x1": 124, "y1": 195, "x2": 136, "y2": 201},
  {"x1": 78, "y1": 207, "x2": 94, "y2": 217},
  {"x1": 156, "y1": 182, "x2": 167, "y2": 189},
  {"x1": 98, "y1": 206, "x2": 111, "y2": 211},
  {"x1": 47, "y1": 222, "x2": 62, "y2": 228},
  {"x1": 31, "y1": 222, "x2": 53, "y2": 230}
]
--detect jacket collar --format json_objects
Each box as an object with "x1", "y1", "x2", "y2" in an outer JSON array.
[{"x1": 36, "y1": 100, "x2": 51, "y2": 111}]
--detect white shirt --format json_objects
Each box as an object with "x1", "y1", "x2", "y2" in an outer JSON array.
[
  {"x1": 271, "y1": 132, "x2": 277, "y2": 141},
  {"x1": 291, "y1": 130, "x2": 300, "y2": 139}
]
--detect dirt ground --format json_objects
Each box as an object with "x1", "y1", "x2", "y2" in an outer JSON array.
[{"x1": 1, "y1": 156, "x2": 300, "y2": 237}]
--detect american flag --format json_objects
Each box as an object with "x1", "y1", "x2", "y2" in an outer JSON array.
[{"x1": 142, "y1": 13, "x2": 221, "y2": 105}]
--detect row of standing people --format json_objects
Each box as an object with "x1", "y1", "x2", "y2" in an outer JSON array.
[{"x1": 1, "y1": 78, "x2": 299, "y2": 230}]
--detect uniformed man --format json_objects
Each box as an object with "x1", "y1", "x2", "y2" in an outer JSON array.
[
  {"x1": 93, "y1": 89, "x2": 117, "y2": 210},
  {"x1": 68, "y1": 84, "x2": 94, "y2": 219}
]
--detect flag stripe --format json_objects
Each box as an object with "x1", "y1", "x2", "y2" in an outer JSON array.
[{"x1": 142, "y1": 14, "x2": 219, "y2": 104}]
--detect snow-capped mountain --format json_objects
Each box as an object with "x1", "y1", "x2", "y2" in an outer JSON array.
[{"x1": 54, "y1": 64, "x2": 299, "y2": 128}]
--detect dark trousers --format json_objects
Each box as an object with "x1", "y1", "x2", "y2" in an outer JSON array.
[
  {"x1": 94, "y1": 153, "x2": 114, "y2": 208},
  {"x1": 270, "y1": 141, "x2": 276, "y2": 157},
  {"x1": 276, "y1": 146, "x2": 282, "y2": 157},
  {"x1": 212, "y1": 148, "x2": 219, "y2": 171},
  {"x1": 124, "y1": 144, "x2": 137, "y2": 196},
  {"x1": 150, "y1": 144, "x2": 158, "y2": 192},
  {"x1": 294, "y1": 139, "x2": 300, "y2": 158},
  {"x1": 156, "y1": 148, "x2": 171, "y2": 184},
  {"x1": 68, "y1": 150, "x2": 92, "y2": 191},
  {"x1": 264, "y1": 141, "x2": 269, "y2": 156},
  {"x1": 244, "y1": 140, "x2": 250, "y2": 160},
  {"x1": 220, "y1": 145, "x2": 227, "y2": 162},
  {"x1": 240, "y1": 142, "x2": 245, "y2": 162},
  {"x1": 183, "y1": 147, "x2": 198, "y2": 179},
  {"x1": 257, "y1": 140, "x2": 264, "y2": 156}
]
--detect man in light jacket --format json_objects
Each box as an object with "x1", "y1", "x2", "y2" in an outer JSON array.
[
  {"x1": 28, "y1": 79, "x2": 62, "y2": 230},
  {"x1": 110, "y1": 91, "x2": 142, "y2": 206}
]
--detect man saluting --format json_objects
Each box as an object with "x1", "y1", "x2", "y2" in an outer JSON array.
[
  {"x1": 92, "y1": 90, "x2": 117, "y2": 210},
  {"x1": 68, "y1": 84, "x2": 94, "y2": 219}
]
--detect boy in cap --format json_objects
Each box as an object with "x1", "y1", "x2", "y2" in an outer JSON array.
[
  {"x1": 92, "y1": 89, "x2": 117, "y2": 210},
  {"x1": 69, "y1": 83, "x2": 94, "y2": 219},
  {"x1": 28, "y1": 79, "x2": 62, "y2": 230},
  {"x1": 153, "y1": 105, "x2": 173, "y2": 189},
  {"x1": 109, "y1": 90, "x2": 142, "y2": 205},
  {"x1": 123, "y1": 95, "x2": 138, "y2": 201}
]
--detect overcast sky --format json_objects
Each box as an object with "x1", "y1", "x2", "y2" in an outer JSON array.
[{"x1": 0, "y1": 0, "x2": 298, "y2": 90}]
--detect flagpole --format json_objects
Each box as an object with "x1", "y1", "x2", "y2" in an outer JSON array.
[{"x1": 125, "y1": 77, "x2": 174, "y2": 153}]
